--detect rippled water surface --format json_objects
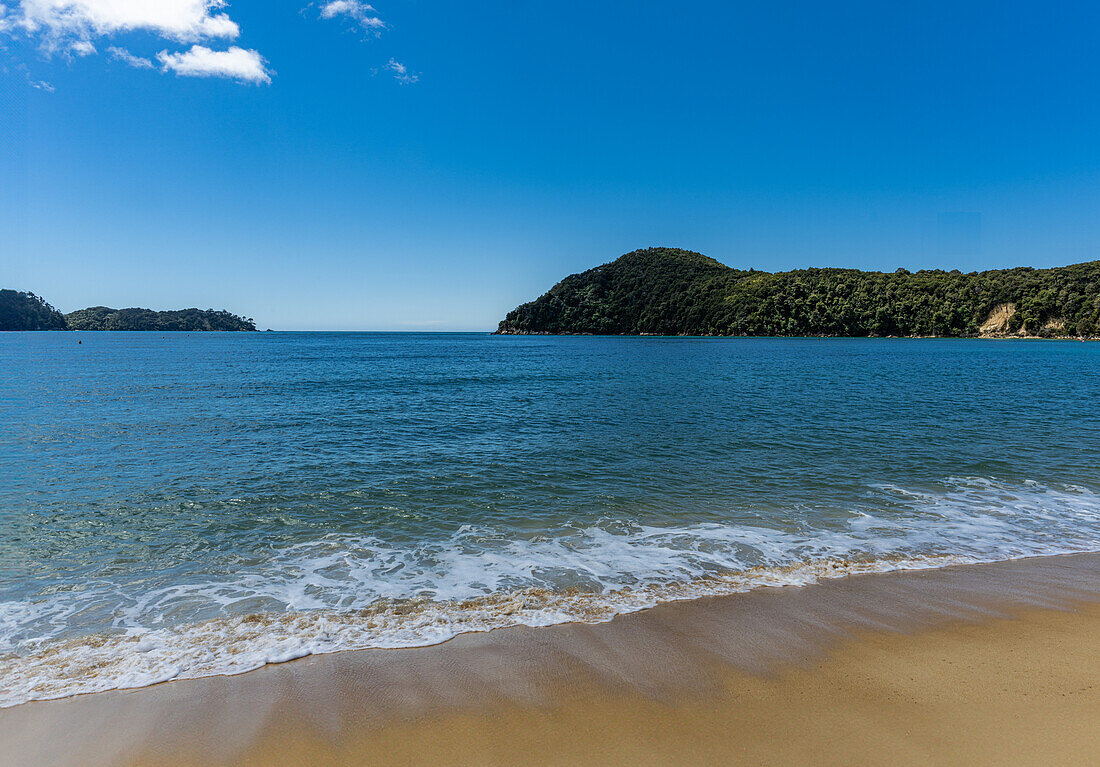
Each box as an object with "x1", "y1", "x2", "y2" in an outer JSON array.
[{"x1": 2, "y1": 333, "x2": 1100, "y2": 705}]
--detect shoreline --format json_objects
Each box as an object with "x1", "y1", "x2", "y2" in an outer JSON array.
[
  {"x1": 2, "y1": 551, "x2": 1098, "y2": 766},
  {"x1": 9, "y1": 329, "x2": 1100, "y2": 338},
  {"x1": 494, "y1": 330, "x2": 1100, "y2": 340},
  {"x1": 3, "y1": 549, "x2": 1092, "y2": 709}
]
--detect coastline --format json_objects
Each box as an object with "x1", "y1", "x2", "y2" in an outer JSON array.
[
  {"x1": 2, "y1": 551, "x2": 1098, "y2": 767},
  {"x1": 494, "y1": 330, "x2": 1100, "y2": 340}
]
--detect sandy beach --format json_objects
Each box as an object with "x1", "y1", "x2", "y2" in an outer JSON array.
[{"x1": 2, "y1": 552, "x2": 1098, "y2": 767}]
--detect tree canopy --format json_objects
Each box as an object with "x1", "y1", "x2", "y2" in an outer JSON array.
[
  {"x1": 64, "y1": 307, "x2": 257, "y2": 331},
  {"x1": 0, "y1": 289, "x2": 256, "y2": 331},
  {"x1": 496, "y1": 248, "x2": 1100, "y2": 338},
  {"x1": 0, "y1": 290, "x2": 68, "y2": 331}
]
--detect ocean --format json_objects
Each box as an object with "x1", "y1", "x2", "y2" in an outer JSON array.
[{"x1": 2, "y1": 332, "x2": 1099, "y2": 707}]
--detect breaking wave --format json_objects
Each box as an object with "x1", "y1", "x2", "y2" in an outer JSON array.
[{"x1": 3, "y1": 477, "x2": 1099, "y2": 708}]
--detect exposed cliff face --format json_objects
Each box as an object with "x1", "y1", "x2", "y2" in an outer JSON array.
[
  {"x1": 979, "y1": 303, "x2": 1017, "y2": 336},
  {"x1": 978, "y1": 304, "x2": 1073, "y2": 338},
  {"x1": 496, "y1": 249, "x2": 1100, "y2": 338}
]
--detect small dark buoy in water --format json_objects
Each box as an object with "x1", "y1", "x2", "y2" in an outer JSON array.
[{"x1": 78, "y1": 340, "x2": 81, "y2": 344}]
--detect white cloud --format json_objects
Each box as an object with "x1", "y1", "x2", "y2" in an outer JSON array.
[
  {"x1": 5, "y1": 1, "x2": 414, "y2": 88},
  {"x1": 319, "y1": 0, "x2": 359, "y2": 18},
  {"x1": 318, "y1": 0, "x2": 384, "y2": 31},
  {"x1": 386, "y1": 57, "x2": 417, "y2": 84},
  {"x1": 11, "y1": 1, "x2": 241, "y2": 48},
  {"x1": 3, "y1": 1, "x2": 268, "y2": 87},
  {"x1": 157, "y1": 44, "x2": 270, "y2": 84},
  {"x1": 30, "y1": 78, "x2": 54, "y2": 90},
  {"x1": 69, "y1": 37, "x2": 94, "y2": 55},
  {"x1": 107, "y1": 45, "x2": 152, "y2": 69}
]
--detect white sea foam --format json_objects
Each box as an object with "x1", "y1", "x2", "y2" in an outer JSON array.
[{"x1": 2, "y1": 477, "x2": 1099, "y2": 708}]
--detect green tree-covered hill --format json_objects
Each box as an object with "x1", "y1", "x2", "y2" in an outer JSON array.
[
  {"x1": 0, "y1": 289, "x2": 257, "y2": 332},
  {"x1": 496, "y1": 248, "x2": 1100, "y2": 338},
  {"x1": 0, "y1": 290, "x2": 68, "y2": 331},
  {"x1": 64, "y1": 307, "x2": 256, "y2": 331}
]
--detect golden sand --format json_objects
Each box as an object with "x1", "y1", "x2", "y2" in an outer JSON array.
[{"x1": 241, "y1": 606, "x2": 1100, "y2": 767}]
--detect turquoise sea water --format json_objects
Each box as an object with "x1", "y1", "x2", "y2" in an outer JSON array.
[{"x1": 3, "y1": 333, "x2": 1100, "y2": 705}]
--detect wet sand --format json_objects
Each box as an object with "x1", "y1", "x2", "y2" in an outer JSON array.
[{"x1": 2, "y1": 552, "x2": 1099, "y2": 766}]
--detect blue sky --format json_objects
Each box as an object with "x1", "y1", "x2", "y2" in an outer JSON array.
[{"x1": 3, "y1": 1, "x2": 1100, "y2": 330}]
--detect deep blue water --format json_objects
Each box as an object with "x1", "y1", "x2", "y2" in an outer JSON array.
[{"x1": 2, "y1": 333, "x2": 1099, "y2": 704}]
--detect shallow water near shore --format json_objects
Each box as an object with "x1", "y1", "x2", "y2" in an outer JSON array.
[{"x1": 2, "y1": 333, "x2": 1100, "y2": 706}]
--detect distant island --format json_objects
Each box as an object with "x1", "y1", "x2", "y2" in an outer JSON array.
[
  {"x1": 0, "y1": 290, "x2": 256, "y2": 332},
  {"x1": 496, "y1": 248, "x2": 1100, "y2": 338}
]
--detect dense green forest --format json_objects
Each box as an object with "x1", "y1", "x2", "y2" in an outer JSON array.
[
  {"x1": 0, "y1": 290, "x2": 68, "y2": 331},
  {"x1": 496, "y1": 248, "x2": 1100, "y2": 338},
  {"x1": 65, "y1": 306, "x2": 256, "y2": 331},
  {"x1": 0, "y1": 290, "x2": 256, "y2": 331}
]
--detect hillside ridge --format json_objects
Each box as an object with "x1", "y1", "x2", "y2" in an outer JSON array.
[
  {"x1": 496, "y1": 248, "x2": 1100, "y2": 338},
  {"x1": 0, "y1": 290, "x2": 256, "y2": 332}
]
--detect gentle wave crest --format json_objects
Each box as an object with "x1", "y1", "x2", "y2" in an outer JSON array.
[{"x1": 3, "y1": 476, "x2": 1100, "y2": 707}]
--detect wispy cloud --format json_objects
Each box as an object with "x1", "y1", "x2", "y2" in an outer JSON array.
[
  {"x1": 2, "y1": 1, "x2": 267, "y2": 87},
  {"x1": 29, "y1": 78, "x2": 54, "y2": 91},
  {"x1": 4, "y1": 2, "x2": 418, "y2": 88},
  {"x1": 157, "y1": 44, "x2": 271, "y2": 84},
  {"x1": 107, "y1": 46, "x2": 153, "y2": 69},
  {"x1": 69, "y1": 38, "x2": 95, "y2": 56},
  {"x1": 7, "y1": 1, "x2": 241, "y2": 49},
  {"x1": 385, "y1": 57, "x2": 417, "y2": 84},
  {"x1": 317, "y1": 1, "x2": 385, "y2": 33}
]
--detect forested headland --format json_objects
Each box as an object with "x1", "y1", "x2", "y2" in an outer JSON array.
[
  {"x1": 0, "y1": 290, "x2": 68, "y2": 331},
  {"x1": 0, "y1": 290, "x2": 256, "y2": 331},
  {"x1": 496, "y1": 248, "x2": 1100, "y2": 338},
  {"x1": 64, "y1": 306, "x2": 256, "y2": 331}
]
